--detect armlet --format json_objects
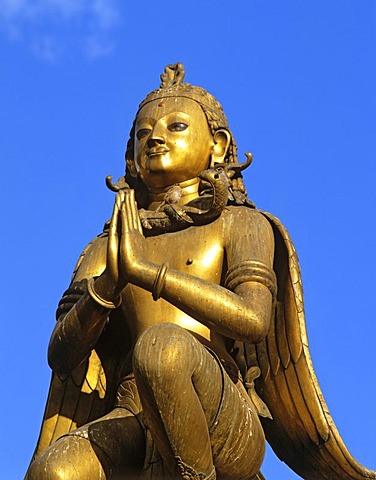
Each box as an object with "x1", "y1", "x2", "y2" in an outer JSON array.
[
  {"x1": 56, "y1": 280, "x2": 88, "y2": 320},
  {"x1": 224, "y1": 260, "x2": 277, "y2": 299}
]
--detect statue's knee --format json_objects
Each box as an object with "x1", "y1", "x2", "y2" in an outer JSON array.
[
  {"x1": 27, "y1": 450, "x2": 67, "y2": 480},
  {"x1": 26, "y1": 457, "x2": 43, "y2": 480},
  {"x1": 133, "y1": 323, "x2": 195, "y2": 381},
  {"x1": 27, "y1": 436, "x2": 104, "y2": 480}
]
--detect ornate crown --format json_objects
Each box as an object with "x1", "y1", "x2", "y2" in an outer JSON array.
[{"x1": 137, "y1": 63, "x2": 229, "y2": 131}]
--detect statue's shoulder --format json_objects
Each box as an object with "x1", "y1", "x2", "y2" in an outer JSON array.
[
  {"x1": 222, "y1": 205, "x2": 274, "y2": 233},
  {"x1": 71, "y1": 227, "x2": 109, "y2": 283}
]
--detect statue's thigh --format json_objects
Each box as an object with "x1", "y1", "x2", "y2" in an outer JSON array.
[
  {"x1": 208, "y1": 370, "x2": 265, "y2": 480},
  {"x1": 27, "y1": 407, "x2": 145, "y2": 479}
]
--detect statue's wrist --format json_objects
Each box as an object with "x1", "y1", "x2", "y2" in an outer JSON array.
[
  {"x1": 122, "y1": 258, "x2": 147, "y2": 285},
  {"x1": 124, "y1": 259, "x2": 162, "y2": 294},
  {"x1": 87, "y1": 277, "x2": 122, "y2": 309},
  {"x1": 152, "y1": 262, "x2": 169, "y2": 301}
]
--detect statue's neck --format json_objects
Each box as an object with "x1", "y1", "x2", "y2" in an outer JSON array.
[{"x1": 147, "y1": 177, "x2": 200, "y2": 211}]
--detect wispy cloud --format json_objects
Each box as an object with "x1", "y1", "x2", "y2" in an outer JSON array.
[{"x1": 0, "y1": 0, "x2": 120, "y2": 61}]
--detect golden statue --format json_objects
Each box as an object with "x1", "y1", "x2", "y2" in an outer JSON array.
[{"x1": 26, "y1": 64, "x2": 375, "y2": 480}]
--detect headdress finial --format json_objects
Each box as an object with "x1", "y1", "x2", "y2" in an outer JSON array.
[
  {"x1": 160, "y1": 63, "x2": 185, "y2": 89},
  {"x1": 138, "y1": 62, "x2": 229, "y2": 132}
]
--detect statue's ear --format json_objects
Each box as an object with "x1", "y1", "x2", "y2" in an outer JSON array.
[
  {"x1": 125, "y1": 148, "x2": 137, "y2": 178},
  {"x1": 210, "y1": 129, "x2": 231, "y2": 167}
]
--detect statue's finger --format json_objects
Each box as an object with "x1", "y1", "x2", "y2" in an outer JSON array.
[
  {"x1": 130, "y1": 192, "x2": 143, "y2": 233},
  {"x1": 129, "y1": 190, "x2": 140, "y2": 231},
  {"x1": 120, "y1": 194, "x2": 129, "y2": 234},
  {"x1": 107, "y1": 201, "x2": 120, "y2": 271},
  {"x1": 118, "y1": 189, "x2": 125, "y2": 203},
  {"x1": 123, "y1": 191, "x2": 136, "y2": 235},
  {"x1": 136, "y1": 207, "x2": 142, "y2": 233},
  {"x1": 122, "y1": 190, "x2": 136, "y2": 232},
  {"x1": 109, "y1": 200, "x2": 119, "y2": 239}
]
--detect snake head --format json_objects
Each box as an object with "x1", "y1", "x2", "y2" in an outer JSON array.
[
  {"x1": 199, "y1": 166, "x2": 229, "y2": 184},
  {"x1": 106, "y1": 175, "x2": 131, "y2": 192}
]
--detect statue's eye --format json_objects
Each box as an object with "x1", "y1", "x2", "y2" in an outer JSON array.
[
  {"x1": 136, "y1": 128, "x2": 151, "y2": 140},
  {"x1": 168, "y1": 122, "x2": 188, "y2": 132}
]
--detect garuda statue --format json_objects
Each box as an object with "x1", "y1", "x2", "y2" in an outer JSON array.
[{"x1": 26, "y1": 63, "x2": 376, "y2": 480}]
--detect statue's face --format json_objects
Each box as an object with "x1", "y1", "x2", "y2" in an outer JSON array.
[{"x1": 134, "y1": 96, "x2": 214, "y2": 189}]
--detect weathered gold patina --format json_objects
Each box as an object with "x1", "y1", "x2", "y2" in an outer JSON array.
[{"x1": 26, "y1": 64, "x2": 376, "y2": 479}]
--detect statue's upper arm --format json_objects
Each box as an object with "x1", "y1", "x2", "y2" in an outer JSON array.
[{"x1": 224, "y1": 207, "x2": 274, "y2": 268}]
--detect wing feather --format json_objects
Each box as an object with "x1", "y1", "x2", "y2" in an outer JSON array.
[
  {"x1": 254, "y1": 333, "x2": 271, "y2": 382},
  {"x1": 259, "y1": 357, "x2": 309, "y2": 450},
  {"x1": 252, "y1": 212, "x2": 376, "y2": 479},
  {"x1": 284, "y1": 280, "x2": 303, "y2": 363},
  {"x1": 34, "y1": 373, "x2": 67, "y2": 455},
  {"x1": 294, "y1": 359, "x2": 329, "y2": 442},
  {"x1": 275, "y1": 302, "x2": 291, "y2": 369},
  {"x1": 31, "y1": 339, "x2": 120, "y2": 466},
  {"x1": 265, "y1": 304, "x2": 280, "y2": 376},
  {"x1": 283, "y1": 366, "x2": 321, "y2": 445},
  {"x1": 52, "y1": 372, "x2": 83, "y2": 438}
]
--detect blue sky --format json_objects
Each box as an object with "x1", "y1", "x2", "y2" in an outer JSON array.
[{"x1": 1, "y1": 1, "x2": 375, "y2": 478}]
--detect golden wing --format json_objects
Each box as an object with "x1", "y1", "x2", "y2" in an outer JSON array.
[
  {"x1": 28, "y1": 231, "x2": 131, "y2": 464},
  {"x1": 238, "y1": 212, "x2": 376, "y2": 480},
  {"x1": 32, "y1": 343, "x2": 118, "y2": 457}
]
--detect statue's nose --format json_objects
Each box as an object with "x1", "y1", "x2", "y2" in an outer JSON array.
[
  {"x1": 146, "y1": 135, "x2": 164, "y2": 147},
  {"x1": 147, "y1": 123, "x2": 165, "y2": 147}
]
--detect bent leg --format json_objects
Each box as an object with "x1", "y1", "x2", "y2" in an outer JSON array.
[
  {"x1": 134, "y1": 324, "x2": 220, "y2": 478},
  {"x1": 133, "y1": 323, "x2": 263, "y2": 479},
  {"x1": 27, "y1": 407, "x2": 145, "y2": 480}
]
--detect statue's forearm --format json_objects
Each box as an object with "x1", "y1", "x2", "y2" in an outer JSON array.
[
  {"x1": 131, "y1": 261, "x2": 273, "y2": 344},
  {"x1": 165, "y1": 271, "x2": 273, "y2": 343},
  {"x1": 48, "y1": 290, "x2": 110, "y2": 375}
]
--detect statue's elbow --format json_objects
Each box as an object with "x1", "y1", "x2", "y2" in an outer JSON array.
[
  {"x1": 239, "y1": 311, "x2": 270, "y2": 345},
  {"x1": 48, "y1": 352, "x2": 67, "y2": 377},
  {"x1": 47, "y1": 335, "x2": 71, "y2": 376}
]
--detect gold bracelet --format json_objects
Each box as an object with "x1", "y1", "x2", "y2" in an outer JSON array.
[
  {"x1": 152, "y1": 262, "x2": 169, "y2": 301},
  {"x1": 87, "y1": 278, "x2": 122, "y2": 309}
]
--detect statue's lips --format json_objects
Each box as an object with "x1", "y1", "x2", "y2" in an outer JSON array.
[{"x1": 147, "y1": 148, "x2": 169, "y2": 157}]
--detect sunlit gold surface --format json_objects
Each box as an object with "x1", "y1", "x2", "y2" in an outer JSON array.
[
  {"x1": 135, "y1": 97, "x2": 214, "y2": 189},
  {"x1": 26, "y1": 63, "x2": 376, "y2": 480}
]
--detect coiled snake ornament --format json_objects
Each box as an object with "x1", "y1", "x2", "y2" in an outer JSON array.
[{"x1": 106, "y1": 153, "x2": 254, "y2": 235}]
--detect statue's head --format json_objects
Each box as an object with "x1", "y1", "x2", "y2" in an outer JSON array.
[{"x1": 125, "y1": 63, "x2": 238, "y2": 191}]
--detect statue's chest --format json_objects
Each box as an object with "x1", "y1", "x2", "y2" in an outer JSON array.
[{"x1": 143, "y1": 221, "x2": 225, "y2": 283}]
